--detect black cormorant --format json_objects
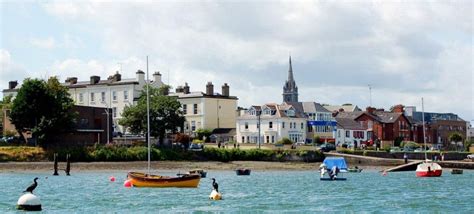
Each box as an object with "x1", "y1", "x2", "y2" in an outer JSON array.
[
  {"x1": 211, "y1": 178, "x2": 219, "y2": 192},
  {"x1": 24, "y1": 177, "x2": 39, "y2": 194}
]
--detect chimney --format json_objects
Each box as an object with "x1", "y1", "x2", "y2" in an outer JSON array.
[
  {"x1": 376, "y1": 108, "x2": 385, "y2": 112},
  {"x1": 8, "y1": 81, "x2": 18, "y2": 89},
  {"x1": 206, "y1": 82, "x2": 214, "y2": 95},
  {"x1": 175, "y1": 86, "x2": 184, "y2": 93},
  {"x1": 183, "y1": 82, "x2": 190, "y2": 94},
  {"x1": 66, "y1": 77, "x2": 78, "y2": 84},
  {"x1": 222, "y1": 83, "x2": 229, "y2": 96},
  {"x1": 366, "y1": 107, "x2": 376, "y2": 114},
  {"x1": 113, "y1": 71, "x2": 121, "y2": 82},
  {"x1": 136, "y1": 70, "x2": 145, "y2": 83},
  {"x1": 153, "y1": 72, "x2": 162, "y2": 84},
  {"x1": 392, "y1": 104, "x2": 404, "y2": 113},
  {"x1": 90, "y1": 76, "x2": 100, "y2": 84}
]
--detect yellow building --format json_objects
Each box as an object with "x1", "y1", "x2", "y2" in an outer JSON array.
[{"x1": 170, "y1": 82, "x2": 238, "y2": 135}]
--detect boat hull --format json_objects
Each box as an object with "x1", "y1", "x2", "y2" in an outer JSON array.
[
  {"x1": 127, "y1": 172, "x2": 201, "y2": 188},
  {"x1": 320, "y1": 177, "x2": 347, "y2": 181},
  {"x1": 236, "y1": 169, "x2": 251, "y2": 176},
  {"x1": 416, "y1": 162, "x2": 442, "y2": 177}
]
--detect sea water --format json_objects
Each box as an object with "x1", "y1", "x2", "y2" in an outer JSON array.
[{"x1": 0, "y1": 169, "x2": 472, "y2": 213}]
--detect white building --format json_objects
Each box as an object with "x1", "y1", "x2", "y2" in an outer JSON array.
[
  {"x1": 289, "y1": 102, "x2": 336, "y2": 143},
  {"x1": 169, "y1": 82, "x2": 238, "y2": 136},
  {"x1": 335, "y1": 117, "x2": 368, "y2": 148},
  {"x1": 236, "y1": 103, "x2": 306, "y2": 144},
  {"x1": 2, "y1": 70, "x2": 164, "y2": 133}
]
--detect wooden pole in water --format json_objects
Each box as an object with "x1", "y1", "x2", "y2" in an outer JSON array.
[
  {"x1": 53, "y1": 153, "x2": 59, "y2": 176},
  {"x1": 65, "y1": 154, "x2": 71, "y2": 176}
]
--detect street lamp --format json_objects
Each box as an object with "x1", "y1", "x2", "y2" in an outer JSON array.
[
  {"x1": 257, "y1": 110, "x2": 261, "y2": 149},
  {"x1": 102, "y1": 102, "x2": 110, "y2": 144}
]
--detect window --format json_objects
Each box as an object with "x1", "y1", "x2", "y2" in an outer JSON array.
[
  {"x1": 182, "y1": 104, "x2": 187, "y2": 115},
  {"x1": 101, "y1": 92, "x2": 106, "y2": 102},
  {"x1": 271, "y1": 136, "x2": 275, "y2": 143},
  {"x1": 338, "y1": 130, "x2": 341, "y2": 137},
  {"x1": 282, "y1": 122, "x2": 285, "y2": 129},
  {"x1": 191, "y1": 121, "x2": 196, "y2": 131},
  {"x1": 245, "y1": 122, "x2": 249, "y2": 129},
  {"x1": 346, "y1": 131, "x2": 350, "y2": 138},
  {"x1": 246, "y1": 136, "x2": 249, "y2": 143},
  {"x1": 79, "y1": 93, "x2": 83, "y2": 102},
  {"x1": 90, "y1": 93, "x2": 95, "y2": 102},
  {"x1": 266, "y1": 136, "x2": 270, "y2": 143},
  {"x1": 269, "y1": 121, "x2": 273, "y2": 129},
  {"x1": 301, "y1": 123, "x2": 304, "y2": 129},
  {"x1": 293, "y1": 122, "x2": 296, "y2": 129},
  {"x1": 193, "y1": 104, "x2": 198, "y2": 114},
  {"x1": 112, "y1": 107, "x2": 117, "y2": 118},
  {"x1": 242, "y1": 136, "x2": 245, "y2": 143},
  {"x1": 124, "y1": 90, "x2": 129, "y2": 100},
  {"x1": 290, "y1": 122, "x2": 292, "y2": 129},
  {"x1": 112, "y1": 91, "x2": 117, "y2": 101}
]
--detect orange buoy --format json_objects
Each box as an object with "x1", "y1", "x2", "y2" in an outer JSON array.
[
  {"x1": 123, "y1": 179, "x2": 133, "y2": 188},
  {"x1": 110, "y1": 176, "x2": 116, "y2": 182}
]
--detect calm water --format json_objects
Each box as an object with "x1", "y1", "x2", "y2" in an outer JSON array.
[{"x1": 1, "y1": 169, "x2": 473, "y2": 213}]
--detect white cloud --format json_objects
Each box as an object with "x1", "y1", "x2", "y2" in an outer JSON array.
[
  {"x1": 0, "y1": 49, "x2": 28, "y2": 96},
  {"x1": 30, "y1": 37, "x2": 56, "y2": 49},
  {"x1": 26, "y1": 1, "x2": 474, "y2": 120}
]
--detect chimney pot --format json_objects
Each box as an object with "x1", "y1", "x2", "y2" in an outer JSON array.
[
  {"x1": 8, "y1": 81, "x2": 18, "y2": 89},
  {"x1": 222, "y1": 83, "x2": 229, "y2": 96},
  {"x1": 183, "y1": 82, "x2": 190, "y2": 94},
  {"x1": 206, "y1": 82, "x2": 214, "y2": 95},
  {"x1": 90, "y1": 76, "x2": 100, "y2": 84}
]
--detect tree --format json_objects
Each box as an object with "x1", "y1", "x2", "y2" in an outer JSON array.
[
  {"x1": 195, "y1": 128, "x2": 212, "y2": 142},
  {"x1": 449, "y1": 132, "x2": 464, "y2": 151},
  {"x1": 9, "y1": 77, "x2": 76, "y2": 146},
  {"x1": 119, "y1": 85, "x2": 185, "y2": 145}
]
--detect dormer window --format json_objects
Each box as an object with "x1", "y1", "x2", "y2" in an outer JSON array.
[
  {"x1": 287, "y1": 110, "x2": 295, "y2": 117},
  {"x1": 264, "y1": 109, "x2": 272, "y2": 115},
  {"x1": 249, "y1": 110, "x2": 256, "y2": 115}
]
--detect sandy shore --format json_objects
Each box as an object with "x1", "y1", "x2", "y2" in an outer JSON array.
[{"x1": 0, "y1": 161, "x2": 387, "y2": 172}]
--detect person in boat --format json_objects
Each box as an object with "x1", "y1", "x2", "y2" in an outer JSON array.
[
  {"x1": 211, "y1": 178, "x2": 219, "y2": 192},
  {"x1": 329, "y1": 166, "x2": 339, "y2": 180},
  {"x1": 319, "y1": 163, "x2": 327, "y2": 178}
]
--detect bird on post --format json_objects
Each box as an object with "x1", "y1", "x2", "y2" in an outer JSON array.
[
  {"x1": 23, "y1": 177, "x2": 39, "y2": 194},
  {"x1": 211, "y1": 178, "x2": 219, "y2": 192}
]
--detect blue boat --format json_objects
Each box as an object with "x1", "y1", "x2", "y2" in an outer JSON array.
[{"x1": 319, "y1": 157, "x2": 348, "y2": 181}]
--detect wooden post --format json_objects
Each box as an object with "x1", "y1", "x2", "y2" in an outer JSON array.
[
  {"x1": 53, "y1": 153, "x2": 59, "y2": 176},
  {"x1": 65, "y1": 154, "x2": 71, "y2": 176}
]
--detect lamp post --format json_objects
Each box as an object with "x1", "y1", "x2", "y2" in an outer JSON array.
[
  {"x1": 102, "y1": 102, "x2": 110, "y2": 144},
  {"x1": 257, "y1": 110, "x2": 261, "y2": 149}
]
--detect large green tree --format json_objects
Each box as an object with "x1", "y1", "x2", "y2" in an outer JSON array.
[
  {"x1": 119, "y1": 85, "x2": 185, "y2": 145},
  {"x1": 9, "y1": 77, "x2": 76, "y2": 146}
]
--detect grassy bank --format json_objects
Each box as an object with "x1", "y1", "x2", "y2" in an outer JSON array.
[{"x1": 0, "y1": 145, "x2": 325, "y2": 162}]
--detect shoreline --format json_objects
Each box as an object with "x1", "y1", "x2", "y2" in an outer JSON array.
[{"x1": 0, "y1": 161, "x2": 387, "y2": 172}]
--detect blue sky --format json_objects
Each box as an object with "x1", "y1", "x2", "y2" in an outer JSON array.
[{"x1": 1, "y1": 0, "x2": 472, "y2": 122}]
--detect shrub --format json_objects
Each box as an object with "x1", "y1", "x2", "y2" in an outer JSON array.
[{"x1": 278, "y1": 137, "x2": 293, "y2": 145}]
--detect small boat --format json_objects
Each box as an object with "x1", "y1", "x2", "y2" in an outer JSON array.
[
  {"x1": 188, "y1": 169, "x2": 207, "y2": 178},
  {"x1": 319, "y1": 157, "x2": 348, "y2": 181},
  {"x1": 236, "y1": 168, "x2": 251, "y2": 175},
  {"x1": 451, "y1": 169, "x2": 463, "y2": 174},
  {"x1": 416, "y1": 161, "x2": 442, "y2": 177},
  {"x1": 416, "y1": 98, "x2": 442, "y2": 178},
  {"x1": 348, "y1": 167, "x2": 363, "y2": 173},
  {"x1": 127, "y1": 172, "x2": 201, "y2": 188}
]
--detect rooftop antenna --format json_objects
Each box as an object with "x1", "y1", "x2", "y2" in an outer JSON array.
[
  {"x1": 146, "y1": 56, "x2": 150, "y2": 175},
  {"x1": 368, "y1": 84, "x2": 372, "y2": 107},
  {"x1": 117, "y1": 63, "x2": 122, "y2": 73}
]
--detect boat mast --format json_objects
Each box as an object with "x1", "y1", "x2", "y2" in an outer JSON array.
[
  {"x1": 146, "y1": 56, "x2": 151, "y2": 175},
  {"x1": 422, "y1": 97, "x2": 427, "y2": 161}
]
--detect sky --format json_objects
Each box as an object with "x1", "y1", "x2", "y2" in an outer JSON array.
[{"x1": 0, "y1": 0, "x2": 473, "y2": 122}]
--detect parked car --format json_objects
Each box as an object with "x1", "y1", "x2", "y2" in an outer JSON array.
[
  {"x1": 294, "y1": 142, "x2": 305, "y2": 146},
  {"x1": 467, "y1": 154, "x2": 474, "y2": 159},
  {"x1": 389, "y1": 147, "x2": 402, "y2": 153},
  {"x1": 318, "y1": 143, "x2": 336, "y2": 152},
  {"x1": 414, "y1": 148, "x2": 425, "y2": 152},
  {"x1": 189, "y1": 143, "x2": 203, "y2": 151}
]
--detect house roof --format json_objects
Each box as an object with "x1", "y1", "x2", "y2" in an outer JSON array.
[
  {"x1": 336, "y1": 118, "x2": 365, "y2": 130},
  {"x1": 372, "y1": 112, "x2": 404, "y2": 123},
  {"x1": 323, "y1": 104, "x2": 361, "y2": 112},
  {"x1": 335, "y1": 111, "x2": 364, "y2": 120}
]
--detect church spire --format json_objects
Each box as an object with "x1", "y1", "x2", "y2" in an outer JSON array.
[{"x1": 282, "y1": 55, "x2": 298, "y2": 103}]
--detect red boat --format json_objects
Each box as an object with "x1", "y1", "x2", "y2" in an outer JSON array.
[{"x1": 416, "y1": 161, "x2": 442, "y2": 177}]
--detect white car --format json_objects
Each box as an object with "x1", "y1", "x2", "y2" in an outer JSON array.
[{"x1": 467, "y1": 154, "x2": 474, "y2": 159}]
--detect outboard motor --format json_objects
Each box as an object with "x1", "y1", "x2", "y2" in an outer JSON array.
[{"x1": 330, "y1": 166, "x2": 339, "y2": 180}]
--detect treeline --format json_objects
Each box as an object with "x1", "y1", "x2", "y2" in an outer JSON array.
[{"x1": 0, "y1": 145, "x2": 325, "y2": 162}]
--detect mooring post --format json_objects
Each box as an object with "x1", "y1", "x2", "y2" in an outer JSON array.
[
  {"x1": 65, "y1": 154, "x2": 71, "y2": 176},
  {"x1": 53, "y1": 153, "x2": 59, "y2": 176}
]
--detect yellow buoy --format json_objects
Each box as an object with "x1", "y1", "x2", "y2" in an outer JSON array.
[{"x1": 209, "y1": 190, "x2": 222, "y2": 200}]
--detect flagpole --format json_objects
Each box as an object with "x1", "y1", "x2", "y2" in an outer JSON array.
[{"x1": 146, "y1": 56, "x2": 151, "y2": 175}]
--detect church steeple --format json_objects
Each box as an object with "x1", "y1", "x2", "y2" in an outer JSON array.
[{"x1": 282, "y1": 55, "x2": 298, "y2": 103}]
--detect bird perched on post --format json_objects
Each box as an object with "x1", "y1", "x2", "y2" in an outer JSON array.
[
  {"x1": 24, "y1": 177, "x2": 39, "y2": 194},
  {"x1": 211, "y1": 178, "x2": 219, "y2": 192}
]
